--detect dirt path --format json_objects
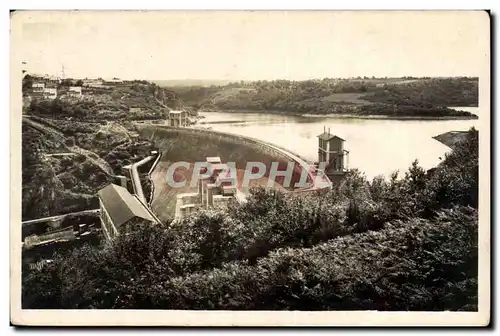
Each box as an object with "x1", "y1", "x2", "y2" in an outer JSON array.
[{"x1": 23, "y1": 117, "x2": 114, "y2": 176}]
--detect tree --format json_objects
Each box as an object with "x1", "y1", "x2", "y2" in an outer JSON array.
[
  {"x1": 22, "y1": 74, "x2": 33, "y2": 93},
  {"x1": 60, "y1": 78, "x2": 74, "y2": 87}
]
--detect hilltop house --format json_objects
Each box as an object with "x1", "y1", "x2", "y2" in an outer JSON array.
[
  {"x1": 82, "y1": 78, "x2": 105, "y2": 88},
  {"x1": 32, "y1": 83, "x2": 45, "y2": 93},
  {"x1": 43, "y1": 87, "x2": 57, "y2": 100},
  {"x1": 97, "y1": 183, "x2": 158, "y2": 241},
  {"x1": 68, "y1": 86, "x2": 82, "y2": 98},
  {"x1": 104, "y1": 78, "x2": 124, "y2": 84}
]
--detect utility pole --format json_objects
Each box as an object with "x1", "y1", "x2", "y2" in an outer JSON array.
[{"x1": 22, "y1": 61, "x2": 27, "y2": 78}]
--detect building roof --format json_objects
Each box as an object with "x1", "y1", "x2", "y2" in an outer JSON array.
[
  {"x1": 97, "y1": 183, "x2": 155, "y2": 228},
  {"x1": 169, "y1": 110, "x2": 184, "y2": 114},
  {"x1": 69, "y1": 86, "x2": 82, "y2": 92},
  {"x1": 317, "y1": 132, "x2": 345, "y2": 141},
  {"x1": 206, "y1": 156, "x2": 221, "y2": 164}
]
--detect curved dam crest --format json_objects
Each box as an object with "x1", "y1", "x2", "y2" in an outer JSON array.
[{"x1": 135, "y1": 125, "x2": 328, "y2": 221}]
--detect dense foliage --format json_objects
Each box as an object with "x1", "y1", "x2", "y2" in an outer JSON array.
[
  {"x1": 363, "y1": 78, "x2": 479, "y2": 107},
  {"x1": 22, "y1": 128, "x2": 479, "y2": 310},
  {"x1": 171, "y1": 77, "x2": 478, "y2": 118}
]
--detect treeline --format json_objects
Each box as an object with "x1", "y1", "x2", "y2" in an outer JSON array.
[
  {"x1": 363, "y1": 78, "x2": 479, "y2": 107},
  {"x1": 23, "y1": 128, "x2": 479, "y2": 310},
  {"x1": 171, "y1": 77, "x2": 478, "y2": 117}
]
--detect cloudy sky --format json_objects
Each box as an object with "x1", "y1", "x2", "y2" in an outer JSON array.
[{"x1": 13, "y1": 10, "x2": 489, "y2": 80}]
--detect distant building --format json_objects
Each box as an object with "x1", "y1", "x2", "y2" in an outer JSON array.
[
  {"x1": 317, "y1": 127, "x2": 349, "y2": 184},
  {"x1": 104, "y1": 78, "x2": 124, "y2": 84},
  {"x1": 43, "y1": 87, "x2": 57, "y2": 100},
  {"x1": 68, "y1": 86, "x2": 82, "y2": 98},
  {"x1": 129, "y1": 107, "x2": 142, "y2": 113},
  {"x1": 83, "y1": 79, "x2": 104, "y2": 88},
  {"x1": 41, "y1": 75, "x2": 61, "y2": 85},
  {"x1": 32, "y1": 83, "x2": 45, "y2": 93},
  {"x1": 97, "y1": 183, "x2": 158, "y2": 241},
  {"x1": 168, "y1": 110, "x2": 188, "y2": 127}
]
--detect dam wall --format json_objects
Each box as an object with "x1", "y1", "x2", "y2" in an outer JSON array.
[
  {"x1": 136, "y1": 126, "x2": 312, "y2": 187},
  {"x1": 135, "y1": 125, "x2": 322, "y2": 221}
]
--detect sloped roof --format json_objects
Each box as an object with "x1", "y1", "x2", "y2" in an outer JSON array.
[
  {"x1": 317, "y1": 132, "x2": 345, "y2": 141},
  {"x1": 97, "y1": 183, "x2": 155, "y2": 228},
  {"x1": 206, "y1": 156, "x2": 221, "y2": 164}
]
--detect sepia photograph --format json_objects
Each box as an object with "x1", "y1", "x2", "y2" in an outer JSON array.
[{"x1": 10, "y1": 9, "x2": 490, "y2": 326}]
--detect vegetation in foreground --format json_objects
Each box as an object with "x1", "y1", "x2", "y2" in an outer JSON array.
[
  {"x1": 22, "y1": 128, "x2": 479, "y2": 311},
  {"x1": 169, "y1": 77, "x2": 478, "y2": 118}
]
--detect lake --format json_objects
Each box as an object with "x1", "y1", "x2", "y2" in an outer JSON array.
[{"x1": 196, "y1": 108, "x2": 479, "y2": 180}]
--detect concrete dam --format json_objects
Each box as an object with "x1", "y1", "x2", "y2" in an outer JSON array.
[{"x1": 136, "y1": 125, "x2": 332, "y2": 221}]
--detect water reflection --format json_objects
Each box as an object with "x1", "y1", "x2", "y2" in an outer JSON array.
[{"x1": 197, "y1": 109, "x2": 479, "y2": 179}]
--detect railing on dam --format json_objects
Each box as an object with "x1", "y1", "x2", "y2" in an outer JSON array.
[{"x1": 136, "y1": 124, "x2": 333, "y2": 193}]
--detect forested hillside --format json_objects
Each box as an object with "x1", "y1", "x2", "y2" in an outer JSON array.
[
  {"x1": 22, "y1": 128, "x2": 479, "y2": 310},
  {"x1": 22, "y1": 103, "x2": 157, "y2": 220},
  {"x1": 168, "y1": 77, "x2": 478, "y2": 118}
]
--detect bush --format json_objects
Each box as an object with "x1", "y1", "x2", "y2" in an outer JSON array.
[{"x1": 155, "y1": 206, "x2": 478, "y2": 311}]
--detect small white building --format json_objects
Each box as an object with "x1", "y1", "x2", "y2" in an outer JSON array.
[
  {"x1": 68, "y1": 86, "x2": 82, "y2": 98},
  {"x1": 83, "y1": 79, "x2": 104, "y2": 88},
  {"x1": 32, "y1": 83, "x2": 45, "y2": 93},
  {"x1": 104, "y1": 78, "x2": 124, "y2": 84},
  {"x1": 43, "y1": 87, "x2": 57, "y2": 100}
]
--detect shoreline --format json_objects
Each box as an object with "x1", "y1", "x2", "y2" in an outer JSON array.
[
  {"x1": 432, "y1": 131, "x2": 469, "y2": 149},
  {"x1": 300, "y1": 113, "x2": 478, "y2": 120},
  {"x1": 199, "y1": 108, "x2": 478, "y2": 121}
]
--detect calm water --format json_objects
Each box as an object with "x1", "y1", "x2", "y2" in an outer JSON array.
[{"x1": 196, "y1": 108, "x2": 479, "y2": 179}]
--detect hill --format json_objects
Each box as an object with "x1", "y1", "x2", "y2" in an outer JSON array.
[
  {"x1": 153, "y1": 79, "x2": 235, "y2": 87},
  {"x1": 169, "y1": 77, "x2": 479, "y2": 118}
]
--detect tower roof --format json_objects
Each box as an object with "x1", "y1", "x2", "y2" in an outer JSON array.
[{"x1": 317, "y1": 132, "x2": 345, "y2": 141}]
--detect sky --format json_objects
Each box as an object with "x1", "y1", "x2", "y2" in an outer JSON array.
[{"x1": 13, "y1": 10, "x2": 489, "y2": 81}]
